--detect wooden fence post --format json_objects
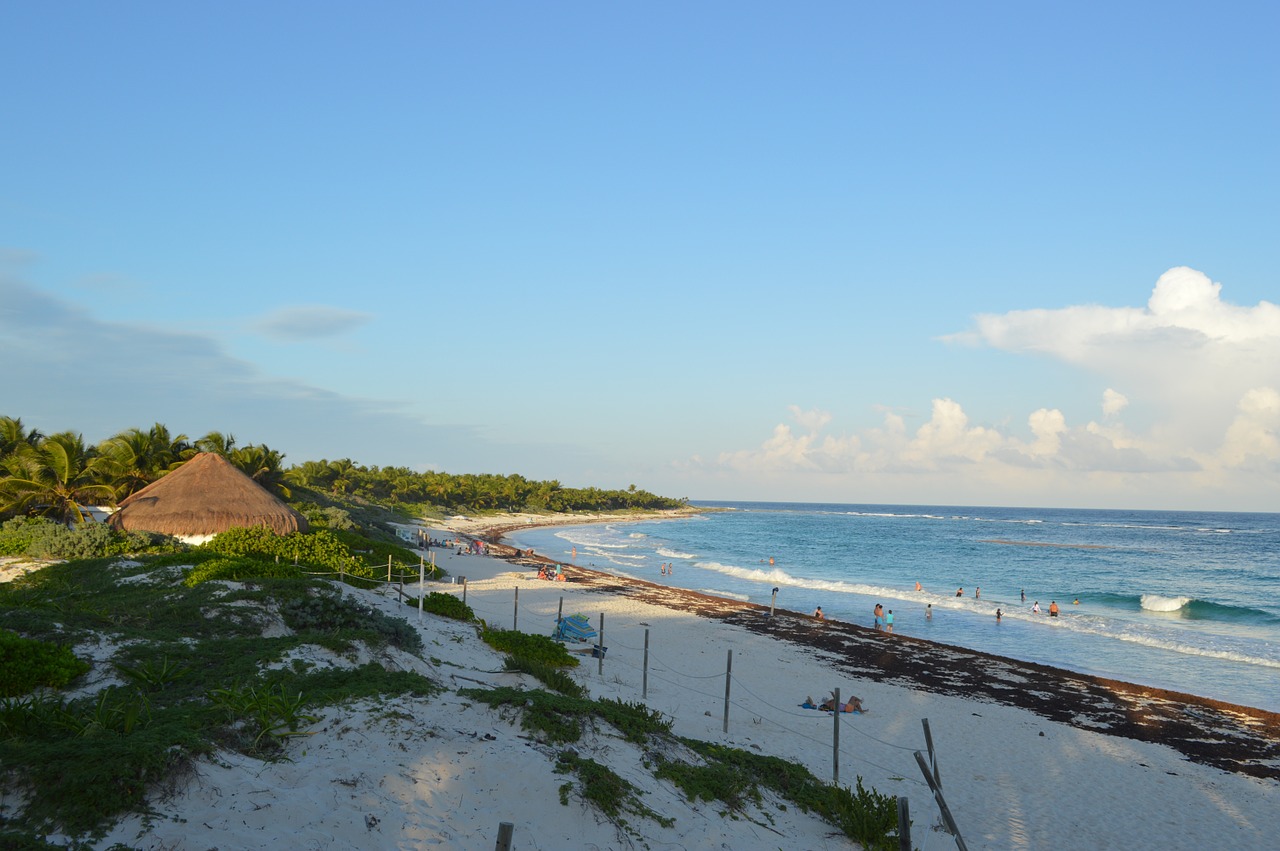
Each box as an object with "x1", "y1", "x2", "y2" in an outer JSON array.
[
  {"x1": 914, "y1": 751, "x2": 967, "y2": 849},
  {"x1": 597, "y1": 612, "x2": 605, "y2": 676},
  {"x1": 897, "y1": 796, "x2": 911, "y2": 851},
  {"x1": 642, "y1": 628, "x2": 650, "y2": 700},
  {"x1": 723, "y1": 649, "x2": 733, "y2": 733},
  {"x1": 832, "y1": 686, "x2": 840, "y2": 785},
  {"x1": 513, "y1": 586, "x2": 519, "y2": 631},
  {"x1": 495, "y1": 821, "x2": 514, "y2": 851},
  {"x1": 922, "y1": 718, "x2": 941, "y2": 788}
]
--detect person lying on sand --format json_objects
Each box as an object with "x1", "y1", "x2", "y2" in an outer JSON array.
[{"x1": 824, "y1": 693, "x2": 865, "y2": 713}]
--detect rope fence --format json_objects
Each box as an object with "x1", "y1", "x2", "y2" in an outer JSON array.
[
  {"x1": 435, "y1": 582, "x2": 935, "y2": 791},
  {"x1": 297, "y1": 568, "x2": 962, "y2": 845}
]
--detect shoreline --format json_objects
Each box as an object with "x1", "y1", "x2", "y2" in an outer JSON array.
[{"x1": 436, "y1": 511, "x2": 1280, "y2": 781}]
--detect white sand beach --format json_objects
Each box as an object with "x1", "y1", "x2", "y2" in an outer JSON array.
[{"x1": 17, "y1": 520, "x2": 1280, "y2": 850}]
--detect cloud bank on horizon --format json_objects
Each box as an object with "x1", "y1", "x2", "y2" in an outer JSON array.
[{"x1": 713, "y1": 268, "x2": 1279, "y2": 509}]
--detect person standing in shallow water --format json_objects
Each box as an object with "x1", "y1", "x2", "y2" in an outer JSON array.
[{"x1": 885, "y1": 609, "x2": 894, "y2": 633}]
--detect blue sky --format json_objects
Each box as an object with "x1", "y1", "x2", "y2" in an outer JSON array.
[{"x1": 3, "y1": 2, "x2": 1277, "y2": 511}]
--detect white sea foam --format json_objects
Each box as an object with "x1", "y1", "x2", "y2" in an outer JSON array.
[
  {"x1": 697, "y1": 588, "x2": 750, "y2": 602},
  {"x1": 1141, "y1": 595, "x2": 1192, "y2": 612},
  {"x1": 656, "y1": 547, "x2": 696, "y2": 559}
]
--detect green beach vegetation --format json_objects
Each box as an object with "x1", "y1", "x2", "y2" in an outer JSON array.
[
  {"x1": 0, "y1": 415, "x2": 904, "y2": 848},
  {"x1": 1, "y1": 552, "x2": 905, "y2": 849}
]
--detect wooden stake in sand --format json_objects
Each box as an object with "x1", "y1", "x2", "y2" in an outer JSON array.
[
  {"x1": 922, "y1": 718, "x2": 941, "y2": 788},
  {"x1": 495, "y1": 821, "x2": 514, "y2": 851},
  {"x1": 897, "y1": 797, "x2": 912, "y2": 851},
  {"x1": 597, "y1": 612, "x2": 605, "y2": 676},
  {"x1": 643, "y1": 628, "x2": 650, "y2": 700},
  {"x1": 914, "y1": 751, "x2": 967, "y2": 848},
  {"x1": 723, "y1": 650, "x2": 733, "y2": 733},
  {"x1": 418, "y1": 562, "x2": 424, "y2": 623},
  {"x1": 832, "y1": 687, "x2": 841, "y2": 785},
  {"x1": 513, "y1": 586, "x2": 519, "y2": 631}
]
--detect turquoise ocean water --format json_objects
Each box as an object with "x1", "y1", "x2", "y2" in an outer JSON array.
[{"x1": 506, "y1": 502, "x2": 1280, "y2": 712}]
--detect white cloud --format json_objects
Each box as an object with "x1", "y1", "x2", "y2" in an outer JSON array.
[
  {"x1": 1026, "y1": 408, "x2": 1066, "y2": 457},
  {"x1": 788, "y1": 405, "x2": 832, "y2": 432},
  {"x1": 950, "y1": 266, "x2": 1280, "y2": 451},
  {"x1": 1101, "y1": 388, "x2": 1128, "y2": 417},
  {"x1": 1218, "y1": 387, "x2": 1280, "y2": 468}
]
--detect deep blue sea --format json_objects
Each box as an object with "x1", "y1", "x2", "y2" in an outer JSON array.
[{"x1": 506, "y1": 502, "x2": 1280, "y2": 712}]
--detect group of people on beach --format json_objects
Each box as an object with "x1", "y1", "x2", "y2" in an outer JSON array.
[
  {"x1": 801, "y1": 693, "x2": 866, "y2": 713},
  {"x1": 814, "y1": 582, "x2": 1081, "y2": 631}
]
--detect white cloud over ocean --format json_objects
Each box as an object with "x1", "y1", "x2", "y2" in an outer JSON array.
[{"x1": 713, "y1": 268, "x2": 1280, "y2": 508}]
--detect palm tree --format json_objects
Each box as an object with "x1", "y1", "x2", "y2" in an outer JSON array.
[
  {"x1": 286, "y1": 460, "x2": 333, "y2": 490},
  {"x1": 195, "y1": 431, "x2": 237, "y2": 457},
  {"x1": 0, "y1": 416, "x2": 44, "y2": 462},
  {"x1": 230, "y1": 444, "x2": 291, "y2": 499},
  {"x1": 0, "y1": 432, "x2": 116, "y2": 524},
  {"x1": 97, "y1": 423, "x2": 190, "y2": 499},
  {"x1": 326, "y1": 459, "x2": 357, "y2": 495}
]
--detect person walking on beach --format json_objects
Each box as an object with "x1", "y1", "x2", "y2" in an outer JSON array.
[
  {"x1": 885, "y1": 609, "x2": 894, "y2": 633},
  {"x1": 873, "y1": 603, "x2": 884, "y2": 631}
]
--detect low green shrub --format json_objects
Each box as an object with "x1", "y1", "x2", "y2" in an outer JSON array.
[
  {"x1": 416, "y1": 591, "x2": 473, "y2": 621},
  {"x1": 480, "y1": 627, "x2": 578, "y2": 668},
  {"x1": 0, "y1": 516, "x2": 183, "y2": 560},
  {"x1": 503, "y1": 655, "x2": 586, "y2": 697},
  {"x1": 201, "y1": 526, "x2": 354, "y2": 572},
  {"x1": 183, "y1": 557, "x2": 303, "y2": 586},
  {"x1": 206, "y1": 681, "x2": 318, "y2": 754},
  {"x1": 279, "y1": 589, "x2": 422, "y2": 653},
  {"x1": 0, "y1": 630, "x2": 90, "y2": 697},
  {"x1": 555, "y1": 750, "x2": 673, "y2": 834}
]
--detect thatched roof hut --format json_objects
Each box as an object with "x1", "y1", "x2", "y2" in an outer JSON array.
[{"x1": 108, "y1": 452, "x2": 308, "y2": 542}]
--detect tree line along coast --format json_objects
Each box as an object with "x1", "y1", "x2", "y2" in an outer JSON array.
[
  {"x1": 0, "y1": 414, "x2": 686, "y2": 561},
  {"x1": 1, "y1": 415, "x2": 685, "y2": 520}
]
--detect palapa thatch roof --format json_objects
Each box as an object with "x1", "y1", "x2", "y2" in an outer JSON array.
[{"x1": 108, "y1": 452, "x2": 308, "y2": 538}]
